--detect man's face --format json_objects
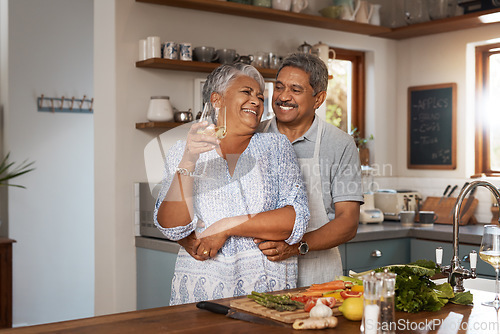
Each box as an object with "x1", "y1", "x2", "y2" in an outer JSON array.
[{"x1": 272, "y1": 66, "x2": 324, "y2": 126}]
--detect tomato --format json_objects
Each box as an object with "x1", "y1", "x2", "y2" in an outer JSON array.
[
  {"x1": 291, "y1": 295, "x2": 310, "y2": 304},
  {"x1": 351, "y1": 285, "x2": 364, "y2": 293},
  {"x1": 340, "y1": 290, "x2": 363, "y2": 299},
  {"x1": 304, "y1": 298, "x2": 318, "y2": 312},
  {"x1": 318, "y1": 297, "x2": 336, "y2": 308}
]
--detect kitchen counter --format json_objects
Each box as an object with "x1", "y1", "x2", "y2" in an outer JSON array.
[
  {"x1": 136, "y1": 222, "x2": 488, "y2": 254},
  {"x1": 3, "y1": 288, "x2": 498, "y2": 333}
]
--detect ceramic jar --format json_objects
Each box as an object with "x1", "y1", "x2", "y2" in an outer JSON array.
[{"x1": 147, "y1": 96, "x2": 174, "y2": 122}]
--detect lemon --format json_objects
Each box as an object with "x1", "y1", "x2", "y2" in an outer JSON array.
[{"x1": 338, "y1": 297, "x2": 364, "y2": 321}]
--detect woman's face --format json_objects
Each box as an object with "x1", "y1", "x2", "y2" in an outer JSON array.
[{"x1": 218, "y1": 75, "x2": 264, "y2": 135}]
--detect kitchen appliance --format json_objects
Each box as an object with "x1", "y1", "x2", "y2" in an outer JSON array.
[
  {"x1": 138, "y1": 182, "x2": 170, "y2": 240},
  {"x1": 374, "y1": 189, "x2": 422, "y2": 220},
  {"x1": 359, "y1": 166, "x2": 384, "y2": 224},
  {"x1": 359, "y1": 193, "x2": 384, "y2": 224}
]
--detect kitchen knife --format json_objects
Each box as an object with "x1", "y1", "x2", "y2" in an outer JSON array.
[
  {"x1": 447, "y1": 185, "x2": 458, "y2": 198},
  {"x1": 196, "y1": 301, "x2": 288, "y2": 327},
  {"x1": 437, "y1": 185, "x2": 451, "y2": 205},
  {"x1": 460, "y1": 185, "x2": 477, "y2": 218}
]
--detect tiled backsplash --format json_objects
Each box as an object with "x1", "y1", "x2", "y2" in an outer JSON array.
[{"x1": 374, "y1": 177, "x2": 500, "y2": 224}]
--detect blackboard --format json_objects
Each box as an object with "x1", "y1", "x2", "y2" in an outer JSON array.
[{"x1": 407, "y1": 83, "x2": 456, "y2": 169}]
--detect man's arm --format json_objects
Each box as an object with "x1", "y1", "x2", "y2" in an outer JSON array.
[{"x1": 255, "y1": 201, "x2": 360, "y2": 261}]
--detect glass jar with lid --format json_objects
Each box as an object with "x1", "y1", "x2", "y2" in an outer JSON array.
[{"x1": 146, "y1": 96, "x2": 174, "y2": 122}]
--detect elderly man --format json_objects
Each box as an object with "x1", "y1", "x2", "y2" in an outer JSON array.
[{"x1": 256, "y1": 52, "x2": 364, "y2": 287}]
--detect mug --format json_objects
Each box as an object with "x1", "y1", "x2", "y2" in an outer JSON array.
[
  {"x1": 193, "y1": 46, "x2": 218, "y2": 62},
  {"x1": 162, "y1": 41, "x2": 178, "y2": 60},
  {"x1": 399, "y1": 210, "x2": 415, "y2": 226},
  {"x1": 291, "y1": 0, "x2": 308, "y2": 13},
  {"x1": 418, "y1": 211, "x2": 438, "y2": 225},
  {"x1": 216, "y1": 48, "x2": 240, "y2": 64},
  {"x1": 272, "y1": 0, "x2": 292, "y2": 11},
  {"x1": 179, "y1": 42, "x2": 192, "y2": 61}
]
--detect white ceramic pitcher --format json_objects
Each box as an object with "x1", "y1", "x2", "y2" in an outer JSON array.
[
  {"x1": 340, "y1": 0, "x2": 360, "y2": 21},
  {"x1": 354, "y1": 0, "x2": 374, "y2": 24}
]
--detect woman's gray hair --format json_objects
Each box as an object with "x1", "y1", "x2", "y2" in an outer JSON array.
[
  {"x1": 276, "y1": 52, "x2": 328, "y2": 96},
  {"x1": 202, "y1": 63, "x2": 265, "y2": 105}
]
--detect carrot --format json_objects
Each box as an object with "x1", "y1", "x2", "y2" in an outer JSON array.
[
  {"x1": 307, "y1": 281, "x2": 345, "y2": 291},
  {"x1": 300, "y1": 291, "x2": 324, "y2": 297}
]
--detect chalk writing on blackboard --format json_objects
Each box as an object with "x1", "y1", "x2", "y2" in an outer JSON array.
[{"x1": 407, "y1": 83, "x2": 456, "y2": 170}]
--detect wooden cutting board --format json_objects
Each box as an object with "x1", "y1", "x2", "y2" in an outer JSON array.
[
  {"x1": 420, "y1": 196, "x2": 478, "y2": 225},
  {"x1": 229, "y1": 296, "x2": 341, "y2": 324}
]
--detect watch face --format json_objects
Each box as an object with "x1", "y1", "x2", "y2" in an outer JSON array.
[{"x1": 299, "y1": 242, "x2": 309, "y2": 255}]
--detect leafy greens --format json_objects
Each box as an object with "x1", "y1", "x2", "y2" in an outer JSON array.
[{"x1": 351, "y1": 260, "x2": 473, "y2": 313}]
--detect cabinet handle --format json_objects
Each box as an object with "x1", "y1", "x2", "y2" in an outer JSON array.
[{"x1": 371, "y1": 250, "x2": 382, "y2": 258}]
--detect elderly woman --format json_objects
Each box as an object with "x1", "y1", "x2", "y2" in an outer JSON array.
[{"x1": 154, "y1": 63, "x2": 309, "y2": 305}]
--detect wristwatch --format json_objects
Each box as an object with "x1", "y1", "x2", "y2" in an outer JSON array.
[{"x1": 298, "y1": 241, "x2": 309, "y2": 255}]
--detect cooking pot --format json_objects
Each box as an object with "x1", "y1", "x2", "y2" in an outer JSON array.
[{"x1": 297, "y1": 41, "x2": 312, "y2": 54}]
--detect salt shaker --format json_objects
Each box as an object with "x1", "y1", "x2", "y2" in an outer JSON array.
[
  {"x1": 376, "y1": 270, "x2": 397, "y2": 334},
  {"x1": 361, "y1": 272, "x2": 381, "y2": 334}
]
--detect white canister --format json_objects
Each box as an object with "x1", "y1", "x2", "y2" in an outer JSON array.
[
  {"x1": 146, "y1": 96, "x2": 174, "y2": 122},
  {"x1": 138, "y1": 39, "x2": 147, "y2": 61},
  {"x1": 147, "y1": 36, "x2": 161, "y2": 59}
]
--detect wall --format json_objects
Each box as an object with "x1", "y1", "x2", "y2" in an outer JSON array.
[
  {"x1": 387, "y1": 24, "x2": 500, "y2": 223},
  {"x1": 1, "y1": 0, "x2": 94, "y2": 326}
]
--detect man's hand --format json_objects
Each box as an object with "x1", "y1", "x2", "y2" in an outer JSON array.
[{"x1": 254, "y1": 238, "x2": 297, "y2": 261}]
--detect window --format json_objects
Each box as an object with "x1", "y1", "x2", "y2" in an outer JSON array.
[
  {"x1": 325, "y1": 48, "x2": 365, "y2": 137},
  {"x1": 475, "y1": 43, "x2": 500, "y2": 177}
]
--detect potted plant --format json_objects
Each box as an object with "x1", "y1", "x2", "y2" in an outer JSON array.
[
  {"x1": 350, "y1": 128, "x2": 374, "y2": 166},
  {"x1": 0, "y1": 153, "x2": 35, "y2": 188}
]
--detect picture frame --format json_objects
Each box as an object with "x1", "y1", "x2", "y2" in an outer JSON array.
[{"x1": 193, "y1": 78, "x2": 274, "y2": 122}]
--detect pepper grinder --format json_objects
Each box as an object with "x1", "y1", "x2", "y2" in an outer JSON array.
[{"x1": 376, "y1": 270, "x2": 397, "y2": 334}]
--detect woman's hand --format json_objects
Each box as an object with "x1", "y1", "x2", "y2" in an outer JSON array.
[
  {"x1": 177, "y1": 232, "x2": 206, "y2": 261},
  {"x1": 182, "y1": 121, "x2": 220, "y2": 165},
  {"x1": 254, "y1": 238, "x2": 296, "y2": 261}
]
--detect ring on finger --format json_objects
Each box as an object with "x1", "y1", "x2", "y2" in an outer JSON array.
[
  {"x1": 203, "y1": 250, "x2": 209, "y2": 255},
  {"x1": 275, "y1": 249, "x2": 279, "y2": 255}
]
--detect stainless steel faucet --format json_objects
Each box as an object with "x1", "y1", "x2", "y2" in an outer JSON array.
[{"x1": 436, "y1": 180, "x2": 500, "y2": 292}]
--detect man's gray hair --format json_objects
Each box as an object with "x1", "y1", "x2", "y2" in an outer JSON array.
[
  {"x1": 202, "y1": 63, "x2": 265, "y2": 105},
  {"x1": 276, "y1": 52, "x2": 328, "y2": 96}
]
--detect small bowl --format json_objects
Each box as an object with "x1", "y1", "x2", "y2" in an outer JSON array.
[
  {"x1": 319, "y1": 6, "x2": 343, "y2": 19},
  {"x1": 174, "y1": 110, "x2": 193, "y2": 123}
]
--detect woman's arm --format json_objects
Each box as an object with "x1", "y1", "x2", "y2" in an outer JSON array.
[
  {"x1": 155, "y1": 122, "x2": 219, "y2": 232},
  {"x1": 197, "y1": 135, "x2": 309, "y2": 257}
]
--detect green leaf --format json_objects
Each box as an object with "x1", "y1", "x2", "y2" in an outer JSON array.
[
  {"x1": 337, "y1": 275, "x2": 363, "y2": 285},
  {"x1": 450, "y1": 291, "x2": 474, "y2": 305},
  {"x1": 434, "y1": 283, "x2": 455, "y2": 299}
]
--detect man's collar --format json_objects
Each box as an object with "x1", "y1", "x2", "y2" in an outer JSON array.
[{"x1": 271, "y1": 115, "x2": 319, "y2": 144}]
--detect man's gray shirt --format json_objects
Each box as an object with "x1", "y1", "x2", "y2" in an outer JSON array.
[{"x1": 259, "y1": 116, "x2": 364, "y2": 221}]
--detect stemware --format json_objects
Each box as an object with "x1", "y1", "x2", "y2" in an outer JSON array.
[
  {"x1": 479, "y1": 224, "x2": 500, "y2": 308},
  {"x1": 197, "y1": 102, "x2": 227, "y2": 139}
]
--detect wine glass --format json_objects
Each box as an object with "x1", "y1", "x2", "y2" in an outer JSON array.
[
  {"x1": 479, "y1": 224, "x2": 500, "y2": 308},
  {"x1": 197, "y1": 102, "x2": 226, "y2": 139}
]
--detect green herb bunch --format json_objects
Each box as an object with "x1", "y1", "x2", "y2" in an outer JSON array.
[{"x1": 352, "y1": 260, "x2": 473, "y2": 313}]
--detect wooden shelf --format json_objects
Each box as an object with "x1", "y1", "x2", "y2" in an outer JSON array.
[
  {"x1": 136, "y1": 121, "x2": 185, "y2": 129},
  {"x1": 136, "y1": 0, "x2": 390, "y2": 36},
  {"x1": 136, "y1": 0, "x2": 500, "y2": 40},
  {"x1": 374, "y1": 7, "x2": 500, "y2": 40},
  {"x1": 136, "y1": 58, "x2": 278, "y2": 78}
]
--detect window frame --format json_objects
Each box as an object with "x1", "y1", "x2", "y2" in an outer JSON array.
[
  {"x1": 474, "y1": 42, "x2": 500, "y2": 177},
  {"x1": 329, "y1": 47, "x2": 366, "y2": 138}
]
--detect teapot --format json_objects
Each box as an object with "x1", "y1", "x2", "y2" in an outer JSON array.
[{"x1": 297, "y1": 41, "x2": 313, "y2": 54}]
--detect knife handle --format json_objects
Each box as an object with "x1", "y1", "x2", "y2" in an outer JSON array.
[
  {"x1": 447, "y1": 185, "x2": 458, "y2": 197},
  {"x1": 196, "y1": 301, "x2": 230, "y2": 315}
]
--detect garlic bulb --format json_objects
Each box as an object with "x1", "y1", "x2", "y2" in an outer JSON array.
[{"x1": 309, "y1": 299, "x2": 333, "y2": 318}]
